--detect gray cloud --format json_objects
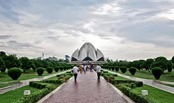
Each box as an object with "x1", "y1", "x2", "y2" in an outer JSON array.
[
  {"x1": 0, "y1": 0, "x2": 174, "y2": 60},
  {"x1": 0, "y1": 34, "x2": 13, "y2": 39}
]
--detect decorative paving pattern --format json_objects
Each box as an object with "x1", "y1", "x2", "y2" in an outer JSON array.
[{"x1": 42, "y1": 71, "x2": 128, "y2": 103}]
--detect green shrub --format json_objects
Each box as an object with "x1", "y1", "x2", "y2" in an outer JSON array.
[
  {"x1": 54, "y1": 66, "x2": 59, "y2": 72},
  {"x1": 111, "y1": 67, "x2": 115, "y2": 71},
  {"x1": 103, "y1": 71, "x2": 108, "y2": 73},
  {"x1": 0, "y1": 68, "x2": 6, "y2": 72},
  {"x1": 46, "y1": 67, "x2": 53, "y2": 74},
  {"x1": 135, "y1": 81, "x2": 143, "y2": 87},
  {"x1": 129, "y1": 67, "x2": 137, "y2": 75},
  {"x1": 116, "y1": 85, "x2": 153, "y2": 103},
  {"x1": 7, "y1": 67, "x2": 22, "y2": 80},
  {"x1": 120, "y1": 66, "x2": 127, "y2": 73},
  {"x1": 36, "y1": 67, "x2": 45, "y2": 76},
  {"x1": 59, "y1": 66, "x2": 63, "y2": 71},
  {"x1": 152, "y1": 67, "x2": 163, "y2": 80},
  {"x1": 114, "y1": 80, "x2": 134, "y2": 84},
  {"x1": 115, "y1": 66, "x2": 119, "y2": 72}
]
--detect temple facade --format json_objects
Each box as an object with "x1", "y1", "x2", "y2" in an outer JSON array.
[{"x1": 71, "y1": 42, "x2": 105, "y2": 64}]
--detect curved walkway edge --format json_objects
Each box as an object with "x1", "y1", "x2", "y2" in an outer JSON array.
[{"x1": 105, "y1": 69, "x2": 174, "y2": 94}]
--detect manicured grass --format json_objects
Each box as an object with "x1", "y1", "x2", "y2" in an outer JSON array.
[
  {"x1": 110, "y1": 69, "x2": 174, "y2": 82},
  {"x1": 0, "y1": 86, "x2": 40, "y2": 103},
  {"x1": 0, "y1": 70, "x2": 62, "y2": 82},
  {"x1": 157, "y1": 82, "x2": 174, "y2": 88},
  {"x1": 0, "y1": 82, "x2": 20, "y2": 88},
  {"x1": 114, "y1": 76, "x2": 129, "y2": 80},
  {"x1": 132, "y1": 85, "x2": 174, "y2": 103}
]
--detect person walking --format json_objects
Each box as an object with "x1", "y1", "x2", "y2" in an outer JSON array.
[
  {"x1": 72, "y1": 65, "x2": 79, "y2": 82},
  {"x1": 96, "y1": 65, "x2": 101, "y2": 80},
  {"x1": 79, "y1": 64, "x2": 83, "y2": 74},
  {"x1": 83, "y1": 65, "x2": 87, "y2": 73}
]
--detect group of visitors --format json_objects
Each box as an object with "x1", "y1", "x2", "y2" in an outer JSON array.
[{"x1": 72, "y1": 64, "x2": 101, "y2": 82}]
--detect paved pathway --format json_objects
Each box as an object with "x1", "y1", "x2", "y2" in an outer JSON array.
[
  {"x1": 106, "y1": 70, "x2": 174, "y2": 94},
  {"x1": 0, "y1": 70, "x2": 69, "y2": 94},
  {"x1": 42, "y1": 71, "x2": 130, "y2": 103}
]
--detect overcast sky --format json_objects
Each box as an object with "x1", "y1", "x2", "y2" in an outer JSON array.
[{"x1": 0, "y1": 0, "x2": 174, "y2": 61}]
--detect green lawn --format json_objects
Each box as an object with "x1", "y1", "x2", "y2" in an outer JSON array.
[
  {"x1": 0, "y1": 86, "x2": 40, "y2": 103},
  {"x1": 0, "y1": 70, "x2": 61, "y2": 82},
  {"x1": 112, "y1": 69, "x2": 174, "y2": 82},
  {"x1": 114, "y1": 76, "x2": 129, "y2": 80},
  {"x1": 157, "y1": 82, "x2": 174, "y2": 88},
  {"x1": 132, "y1": 85, "x2": 174, "y2": 103},
  {"x1": 0, "y1": 82, "x2": 20, "y2": 88}
]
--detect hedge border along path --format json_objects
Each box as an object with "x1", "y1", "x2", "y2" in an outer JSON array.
[
  {"x1": 41, "y1": 71, "x2": 128, "y2": 103},
  {"x1": 102, "y1": 71, "x2": 174, "y2": 103},
  {"x1": 104, "y1": 69, "x2": 174, "y2": 94},
  {"x1": 37, "y1": 77, "x2": 73, "y2": 103}
]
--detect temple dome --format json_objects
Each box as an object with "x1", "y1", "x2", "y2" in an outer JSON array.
[{"x1": 71, "y1": 42, "x2": 104, "y2": 61}]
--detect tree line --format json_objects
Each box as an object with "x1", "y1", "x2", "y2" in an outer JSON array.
[
  {"x1": 103, "y1": 56, "x2": 174, "y2": 73},
  {"x1": 0, "y1": 51, "x2": 72, "y2": 73}
]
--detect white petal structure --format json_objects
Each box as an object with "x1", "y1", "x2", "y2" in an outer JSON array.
[{"x1": 71, "y1": 42, "x2": 104, "y2": 61}]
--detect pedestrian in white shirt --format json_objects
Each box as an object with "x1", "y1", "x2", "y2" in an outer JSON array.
[
  {"x1": 83, "y1": 65, "x2": 87, "y2": 73},
  {"x1": 96, "y1": 65, "x2": 101, "y2": 80},
  {"x1": 72, "y1": 66, "x2": 79, "y2": 82}
]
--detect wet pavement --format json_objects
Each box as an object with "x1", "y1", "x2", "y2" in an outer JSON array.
[
  {"x1": 107, "y1": 70, "x2": 174, "y2": 94},
  {"x1": 42, "y1": 71, "x2": 129, "y2": 103},
  {"x1": 0, "y1": 70, "x2": 69, "y2": 94}
]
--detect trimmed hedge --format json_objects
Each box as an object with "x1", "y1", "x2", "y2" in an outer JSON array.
[
  {"x1": 54, "y1": 66, "x2": 59, "y2": 72},
  {"x1": 16, "y1": 85, "x2": 56, "y2": 103},
  {"x1": 152, "y1": 67, "x2": 163, "y2": 80},
  {"x1": 29, "y1": 82, "x2": 46, "y2": 89},
  {"x1": 102, "y1": 72, "x2": 147, "y2": 103},
  {"x1": 129, "y1": 67, "x2": 137, "y2": 75},
  {"x1": 116, "y1": 85, "x2": 154, "y2": 103},
  {"x1": 115, "y1": 66, "x2": 119, "y2": 72},
  {"x1": 17, "y1": 72, "x2": 73, "y2": 103},
  {"x1": 36, "y1": 67, "x2": 45, "y2": 76},
  {"x1": 120, "y1": 66, "x2": 127, "y2": 73},
  {"x1": 8, "y1": 67, "x2": 22, "y2": 80},
  {"x1": 46, "y1": 67, "x2": 53, "y2": 74}
]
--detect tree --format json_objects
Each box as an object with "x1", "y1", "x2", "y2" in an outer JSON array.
[
  {"x1": 151, "y1": 61, "x2": 167, "y2": 72},
  {"x1": 0, "y1": 57, "x2": 6, "y2": 72},
  {"x1": 145, "y1": 58, "x2": 154, "y2": 71},
  {"x1": 139, "y1": 60, "x2": 146, "y2": 69},
  {"x1": 152, "y1": 67, "x2": 163, "y2": 80},
  {"x1": 0, "y1": 51, "x2": 6, "y2": 57},
  {"x1": 166, "y1": 61, "x2": 172, "y2": 73},
  {"x1": 19, "y1": 57, "x2": 31, "y2": 72},
  {"x1": 171, "y1": 56, "x2": 174, "y2": 63},
  {"x1": 155, "y1": 56, "x2": 167, "y2": 62},
  {"x1": 4, "y1": 55, "x2": 21, "y2": 69}
]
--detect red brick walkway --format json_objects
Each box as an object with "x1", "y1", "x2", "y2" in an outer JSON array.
[{"x1": 42, "y1": 71, "x2": 128, "y2": 103}]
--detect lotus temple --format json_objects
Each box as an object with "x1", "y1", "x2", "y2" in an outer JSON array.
[{"x1": 70, "y1": 42, "x2": 105, "y2": 64}]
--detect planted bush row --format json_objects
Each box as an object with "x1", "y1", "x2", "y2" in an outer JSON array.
[
  {"x1": 17, "y1": 72, "x2": 73, "y2": 103},
  {"x1": 116, "y1": 85, "x2": 154, "y2": 103},
  {"x1": 101, "y1": 72, "x2": 149, "y2": 103},
  {"x1": 103, "y1": 66, "x2": 164, "y2": 80},
  {"x1": 8, "y1": 67, "x2": 22, "y2": 80}
]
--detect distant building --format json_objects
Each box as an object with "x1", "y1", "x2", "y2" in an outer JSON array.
[{"x1": 71, "y1": 42, "x2": 105, "y2": 64}]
